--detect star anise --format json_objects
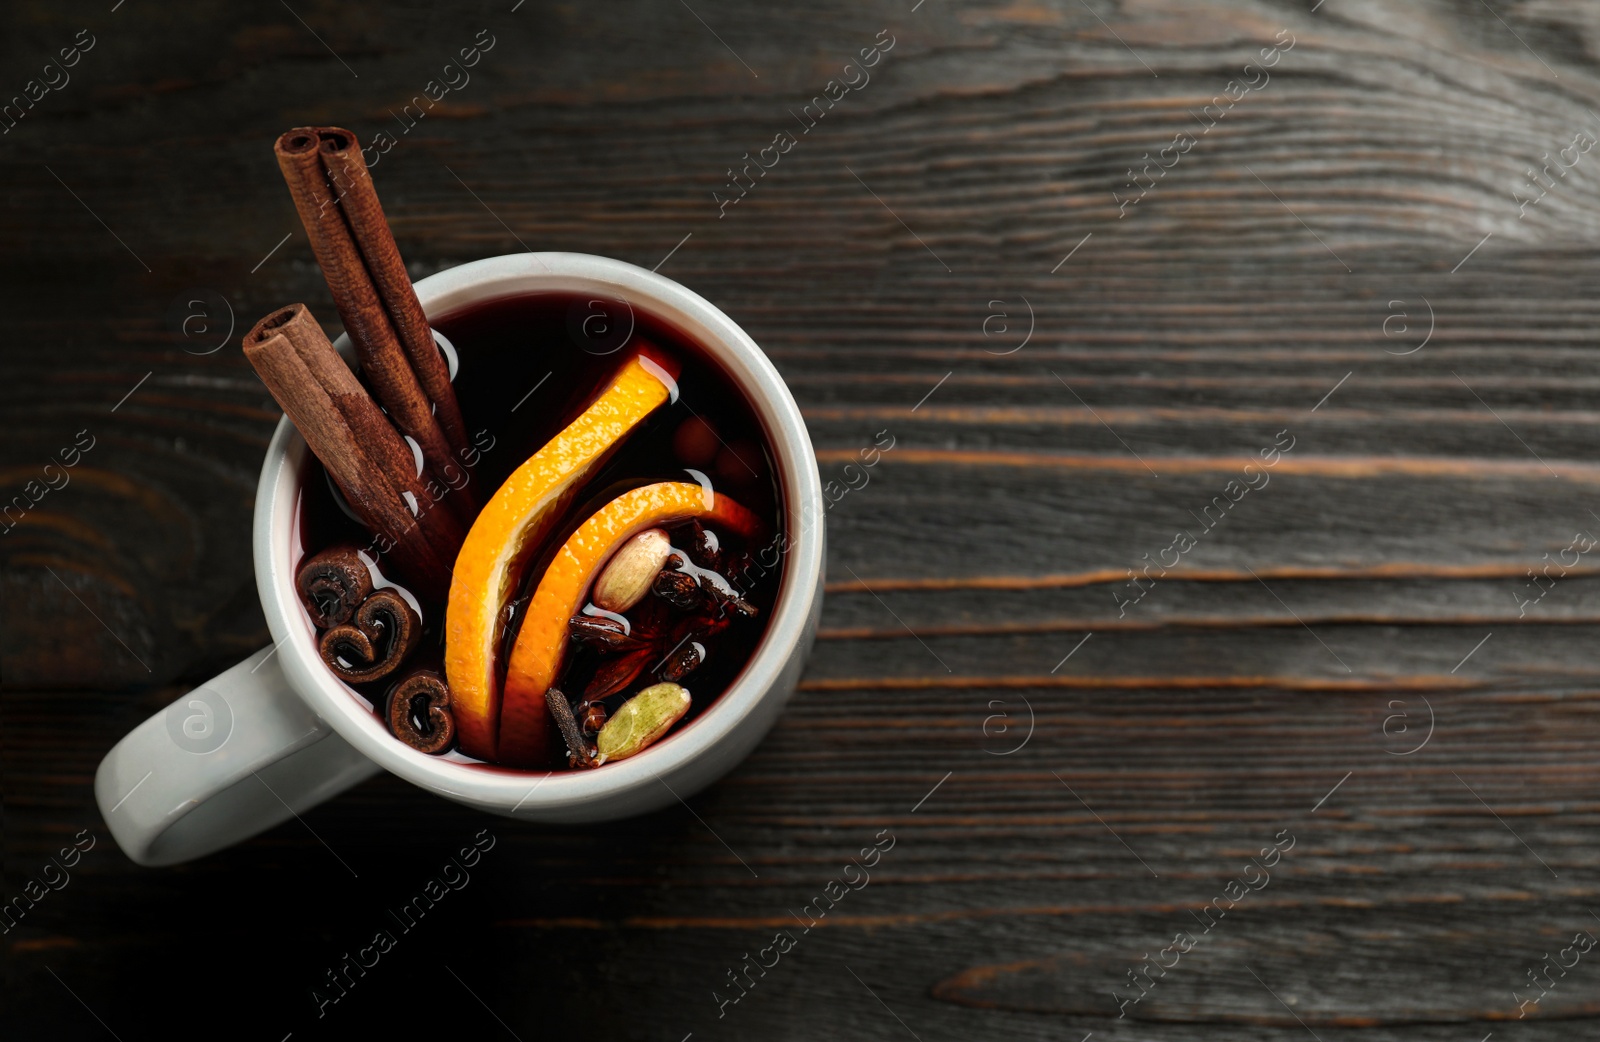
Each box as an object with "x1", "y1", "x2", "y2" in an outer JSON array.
[
  {"x1": 568, "y1": 613, "x2": 647, "y2": 651},
  {"x1": 584, "y1": 645, "x2": 657, "y2": 701},
  {"x1": 654, "y1": 550, "x2": 757, "y2": 619}
]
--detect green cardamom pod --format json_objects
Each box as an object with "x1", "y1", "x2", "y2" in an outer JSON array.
[{"x1": 596, "y1": 682, "x2": 692, "y2": 763}]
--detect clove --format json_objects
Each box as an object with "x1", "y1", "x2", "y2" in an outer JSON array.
[{"x1": 546, "y1": 687, "x2": 598, "y2": 768}]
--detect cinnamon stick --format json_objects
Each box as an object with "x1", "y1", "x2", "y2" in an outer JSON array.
[
  {"x1": 243, "y1": 305, "x2": 458, "y2": 603},
  {"x1": 267, "y1": 303, "x2": 465, "y2": 554},
  {"x1": 273, "y1": 129, "x2": 470, "y2": 515},
  {"x1": 316, "y1": 130, "x2": 469, "y2": 459}
]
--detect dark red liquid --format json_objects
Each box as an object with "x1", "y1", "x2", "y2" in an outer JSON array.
[{"x1": 295, "y1": 290, "x2": 785, "y2": 768}]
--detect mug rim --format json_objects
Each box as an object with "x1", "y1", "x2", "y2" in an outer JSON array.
[{"x1": 254, "y1": 251, "x2": 823, "y2": 815}]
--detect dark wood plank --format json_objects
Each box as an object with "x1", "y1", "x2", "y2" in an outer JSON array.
[{"x1": 9, "y1": 0, "x2": 1600, "y2": 1039}]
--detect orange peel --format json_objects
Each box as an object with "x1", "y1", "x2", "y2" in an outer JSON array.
[{"x1": 445, "y1": 349, "x2": 679, "y2": 762}]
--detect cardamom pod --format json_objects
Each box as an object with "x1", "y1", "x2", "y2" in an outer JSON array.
[
  {"x1": 593, "y1": 528, "x2": 672, "y2": 612},
  {"x1": 596, "y1": 682, "x2": 692, "y2": 763}
]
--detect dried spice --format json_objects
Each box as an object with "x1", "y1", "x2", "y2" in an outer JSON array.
[
  {"x1": 386, "y1": 671, "x2": 455, "y2": 754},
  {"x1": 658, "y1": 639, "x2": 706, "y2": 684},
  {"x1": 597, "y1": 683, "x2": 692, "y2": 762},
  {"x1": 701, "y1": 581, "x2": 757, "y2": 620},
  {"x1": 319, "y1": 588, "x2": 420, "y2": 683},
  {"x1": 592, "y1": 528, "x2": 672, "y2": 612},
  {"x1": 578, "y1": 701, "x2": 608, "y2": 734},
  {"x1": 568, "y1": 614, "x2": 645, "y2": 651},
  {"x1": 685, "y1": 520, "x2": 723, "y2": 571},
  {"x1": 652, "y1": 569, "x2": 704, "y2": 611},
  {"x1": 545, "y1": 687, "x2": 597, "y2": 768},
  {"x1": 549, "y1": 523, "x2": 763, "y2": 766},
  {"x1": 495, "y1": 479, "x2": 761, "y2": 766},
  {"x1": 653, "y1": 550, "x2": 756, "y2": 620},
  {"x1": 584, "y1": 645, "x2": 656, "y2": 702},
  {"x1": 296, "y1": 545, "x2": 373, "y2": 628}
]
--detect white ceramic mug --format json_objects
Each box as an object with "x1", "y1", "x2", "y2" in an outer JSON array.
[{"x1": 94, "y1": 253, "x2": 824, "y2": 866}]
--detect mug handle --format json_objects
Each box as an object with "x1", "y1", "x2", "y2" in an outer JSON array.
[{"x1": 94, "y1": 645, "x2": 381, "y2": 866}]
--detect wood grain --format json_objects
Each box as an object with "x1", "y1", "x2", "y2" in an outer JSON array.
[{"x1": 7, "y1": 0, "x2": 1600, "y2": 1038}]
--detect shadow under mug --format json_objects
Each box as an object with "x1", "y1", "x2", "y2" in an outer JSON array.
[{"x1": 94, "y1": 253, "x2": 825, "y2": 867}]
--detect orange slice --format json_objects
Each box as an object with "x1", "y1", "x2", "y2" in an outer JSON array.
[
  {"x1": 445, "y1": 349, "x2": 679, "y2": 762},
  {"x1": 497, "y1": 481, "x2": 763, "y2": 765}
]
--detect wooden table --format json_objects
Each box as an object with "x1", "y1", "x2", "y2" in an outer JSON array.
[{"x1": 6, "y1": 1, "x2": 1600, "y2": 1037}]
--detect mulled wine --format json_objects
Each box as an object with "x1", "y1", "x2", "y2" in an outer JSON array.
[{"x1": 291, "y1": 290, "x2": 784, "y2": 770}]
